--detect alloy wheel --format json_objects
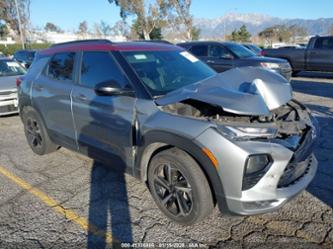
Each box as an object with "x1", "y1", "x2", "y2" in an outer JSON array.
[
  {"x1": 153, "y1": 163, "x2": 193, "y2": 217},
  {"x1": 26, "y1": 117, "x2": 43, "y2": 148}
]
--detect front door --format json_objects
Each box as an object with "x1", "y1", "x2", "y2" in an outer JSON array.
[
  {"x1": 207, "y1": 45, "x2": 234, "y2": 72},
  {"x1": 71, "y1": 51, "x2": 135, "y2": 170}
]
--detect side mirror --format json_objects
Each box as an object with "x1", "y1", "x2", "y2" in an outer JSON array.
[{"x1": 95, "y1": 80, "x2": 135, "y2": 96}]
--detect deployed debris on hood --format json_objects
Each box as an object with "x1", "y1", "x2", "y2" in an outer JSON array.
[{"x1": 156, "y1": 67, "x2": 292, "y2": 116}]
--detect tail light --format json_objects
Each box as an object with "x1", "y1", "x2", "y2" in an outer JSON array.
[{"x1": 16, "y1": 77, "x2": 22, "y2": 87}]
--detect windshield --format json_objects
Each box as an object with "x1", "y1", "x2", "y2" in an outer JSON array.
[
  {"x1": 247, "y1": 44, "x2": 262, "y2": 53},
  {"x1": 0, "y1": 60, "x2": 26, "y2": 76},
  {"x1": 227, "y1": 43, "x2": 256, "y2": 58},
  {"x1": 121, "y1": 50, "x2": 216, "y2": 97}
]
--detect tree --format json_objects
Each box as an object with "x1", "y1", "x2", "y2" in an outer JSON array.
[
  {"x1": 100, "y1": 21, "x2": 111, "y2": 37},
  {"x1": 77, "y1": 21, "x2": 88, "y2": 37},
  {"x1": 230, "y1": 29, "x2": 239, "y2": 42},
  {"x1": 108, "y1": 0, "x2": 168, "y2": 40},
  {"x1": 165, "y1": 0, "x2": 195, "y2": 40},
  {"x1": 259, "y1": 24, "x2": 307, "y2": 46},
  {"x1": 191, "y1": 26, "x2": 200, "y2": 40},
  {"x1": 44, "y1": 22, "x2": 63, "y2": 33},
  {"x1": 0, "y1": 22, "x2": 9, "y2": 39},
  {"x1": 92, "y1": 23, "x2": 102, "y2": 38},
  {"x1": 230, "y1": 25, "x2": 251, "y2": 42},
  {"x1": 0, "y1": 0, "x2": 31, "y2": 41},
  {"x1": 131, "y1": 18, "x2": 163, "y2": 40},
  {"x1": 238, "y1": 25, "x2": 251, "y2": 42},
  {"x1": 110, "y1": 20, "x2": 130, "y2": 38},
  {"x1": 289, "y1": 24, "x2": 307, "y2": 43}
]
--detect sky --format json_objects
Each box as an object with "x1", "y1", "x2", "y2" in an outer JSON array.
[{"x1": 30, "y1": 0, "x2": 333, "y2": 31}]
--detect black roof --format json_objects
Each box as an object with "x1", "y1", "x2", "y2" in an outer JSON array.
[{"x1": 50, "y1": 39, "x2": 113, "y2": 48}]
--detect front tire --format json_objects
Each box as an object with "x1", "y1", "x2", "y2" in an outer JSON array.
[
  {"x1": 22, "y1": 108, "x2": 58, "y2": 155},
  {"x1": 148, "y1": 148, "x2": 214, "y2": 225}
]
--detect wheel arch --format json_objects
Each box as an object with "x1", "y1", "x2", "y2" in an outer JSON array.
[{"x1": 135, "y1": 130, "x2": 229, "y2": 211}]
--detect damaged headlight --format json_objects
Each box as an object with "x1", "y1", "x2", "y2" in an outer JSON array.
[{"x1": 218, "y1": 125, "x2": 277, "y2": 140}]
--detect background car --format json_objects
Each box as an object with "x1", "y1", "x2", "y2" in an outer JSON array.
[
  {"x1": 0, "y1": 58, "x2": 26, "y2": 116},
  {"x1": 242, "y1": 43, "x2": 263, "y2": 56},
  {"x1": 262, "y1": 36, "x2": 333, "y2": 76},
  {"x1": 178, "y1": 41, "x2": 292, "y2": 81},
  {"x1": 13, "y1": 50, "x2": 36, "y2": 68}
]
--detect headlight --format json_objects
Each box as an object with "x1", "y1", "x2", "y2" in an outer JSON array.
[
  {"x1": 260, "y1": 62, "x2": 281, "y2": 69},
  {"x1": 218, "y1": 125, "x2": 277, "y2": 140}
]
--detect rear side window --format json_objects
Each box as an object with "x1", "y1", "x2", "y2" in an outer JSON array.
[
  {"x1": 314, "y1": 37, "x2": 333, "y2": 49},
  {"x1": 47, "y1": 52, "x2": 75, "y2": 81},
  {"x1": 189, "y1": 45, "x2": 208, "y2": 57},
  {"x1": 80, "y1": 51, "x2": 128, "y2": 88}
]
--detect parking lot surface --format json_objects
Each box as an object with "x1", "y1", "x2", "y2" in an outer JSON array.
[{"x1": 0, "y1": 76, "x2": 332, "y2": 249}]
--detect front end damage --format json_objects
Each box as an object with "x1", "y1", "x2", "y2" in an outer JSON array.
[{"x1": 157, "y1": 67, "x2": 318, "y2": 215}]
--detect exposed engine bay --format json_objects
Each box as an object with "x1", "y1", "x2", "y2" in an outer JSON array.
[{"x1": 162, "y1": 99, "x2": 313, "y2": 149}]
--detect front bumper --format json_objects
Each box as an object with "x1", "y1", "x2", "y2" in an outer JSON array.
[
  {"x1": 195, "y1": 127, "x2": 317, "y2": 215},
  {"x1": 0, "y1": 93, "x2": 19, "y2": 116}
]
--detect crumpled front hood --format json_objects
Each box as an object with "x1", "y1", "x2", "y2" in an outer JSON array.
[{"x1": 155, "y1": 67, "x2": 292, "y2": 116}]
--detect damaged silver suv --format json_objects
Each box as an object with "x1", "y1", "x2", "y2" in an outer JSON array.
[{"x1": 18, "y1": 40, "x2": 318, "y2": 225}]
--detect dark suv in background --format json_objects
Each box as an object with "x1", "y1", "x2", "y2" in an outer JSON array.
[
  {"x1": 13, "y1": 50, "x2": 36, "y2": 68},
  {"x1": 178, "y1": 41, "x2": 292, "y2": 81}
]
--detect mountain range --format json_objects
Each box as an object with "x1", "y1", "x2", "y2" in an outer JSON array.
[{"x1": 193, "y1": 13, "x2": 333, "y2": 39}]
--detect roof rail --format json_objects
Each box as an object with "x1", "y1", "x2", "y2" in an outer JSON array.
[
  {"x1": 50, "y1": 39, "x2": 113, "y2": 48},
  {"x1": 132, "y1": 39, "x2": 173, "y2": 45}
]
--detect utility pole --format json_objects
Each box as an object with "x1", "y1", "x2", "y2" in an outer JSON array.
[{"x1": 14, "y1": 0, "x2": 25, "y2": 49}]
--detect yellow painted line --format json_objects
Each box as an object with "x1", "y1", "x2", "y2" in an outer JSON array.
[{"x1": 0, "y1": 166, "x2": 115, "y2": 246}]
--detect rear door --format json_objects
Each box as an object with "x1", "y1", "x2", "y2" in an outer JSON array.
[
  {"x1": 71, "y1": 51, "x2": 135, "y2": 169},
  {"x1": 207, "y1": 44, "x2": 235, "y2": 72},
  {"x1": 32, "y1": 52, "x2": 77, "y2": 149},
  {"x1": 307, "y1": 37, "x2": 333, "y2": 72}
]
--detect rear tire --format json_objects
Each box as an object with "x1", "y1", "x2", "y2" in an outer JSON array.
[
  {"x1": 22, "y1": 108, "x2": 58, "y2": 155},
  {"x1": 148, "y1": 147, "x2": 214, "y2": 225}
]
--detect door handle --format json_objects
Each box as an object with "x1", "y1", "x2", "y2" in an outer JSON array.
[
  {"x1": 207, "y1": 60, "x2": 215, "y2": 63},
  {"x1": 74, "y1": 94, "x2": 88, "y2": 102}
]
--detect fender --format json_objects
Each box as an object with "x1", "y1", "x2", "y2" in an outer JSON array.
[{"x1": 134, "y1": 130, "x2": 231, "y2": 213}]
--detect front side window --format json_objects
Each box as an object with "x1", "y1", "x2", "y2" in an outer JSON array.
[
  {"x1": 189, "y1": 45, "x2": 208, "y2": 57},
  {"x1": 122, "y1": 50, "x2": 216, "y2": 97},
  {"x1": 0, "y1": 60, "x2": 26, "y2": 76},
  {"x1": 48, "y1": 52, "x2": 75, "y2": 81},
  {"x1": 80, "y1": 51, "x2": 128, "y2": 88},
  {"x1": 209, "y1": 45, "x2": 233, "y2": 58}
]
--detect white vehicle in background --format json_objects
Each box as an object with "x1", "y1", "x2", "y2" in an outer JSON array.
[{"x1": 0, "y1": 58, "x2": 26, "y2": 116}]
